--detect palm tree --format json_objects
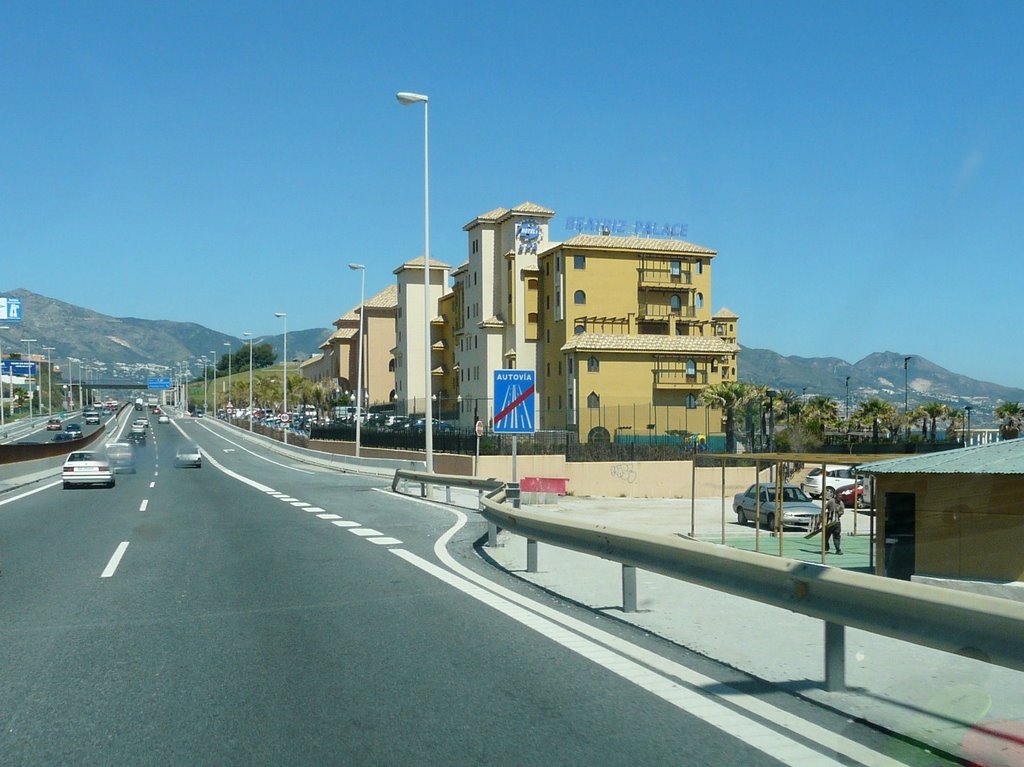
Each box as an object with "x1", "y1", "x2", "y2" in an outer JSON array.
[
  {"x1": 995, "y1": 401, "x2": 1023, "y2": 439},
  {"x1": 700, "y1": 381, "x2": 754, "y2": 453},
  {"x1": 945, "y1": 408, "x2": 964, "y2": 443},
  {"x1": 802, "y1": 395, "x2": 841, "y2": 436},
  {"x1": 854, "y1": 398, "x2": 895, "y2": 443},
  {"x1": 920, "y1": 402, "x2": 947, "y2": 442}
]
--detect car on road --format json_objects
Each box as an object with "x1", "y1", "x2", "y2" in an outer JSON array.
[
  {"x1": 63, "y1": 423, "x2": 83, "y2": 439},
  {"x1": 193, "y1": 408, "x2": 204, "y2": 418},
  {"x1": 733, "y1": 483, "x2": 822, "y2": 531},
  {"x1": 175, "y1": 443, "x2": 202, "y2": 468},
  {"x1": 62, "y1": 450, "x2": 115, "y2": 489},
  {"x1": 52, "y1": 431, "x2": 74, "y2": 442},
  {"x1": 83, "y1": 410, "x2": 101, "y2": 425},
  {"x1": 132, "y1": 418, "x2": 149, "y2": 431},
  {"x1": 157, "y1": 414, "x2": 170, "y2": 424},
  {"x1": 127, "y1": 429, "x2": 146, "y2": 446},
  {"x1": 800, "y1": 465, "x2": 859, "y2": 499},
  {"x1": 46, "y1": 417, "x2": 63, "y2": 431},
  {"x1": 104, "y1": 442, "x2": 137, "y2": 474}
]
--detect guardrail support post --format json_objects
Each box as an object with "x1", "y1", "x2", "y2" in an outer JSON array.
[
  {"x1": 622, "y1": 565, "x2": 638, "y2": 612},
  {"x1": 420, "y1": 481, "x2": 426, "y2": 498},
  {"x1": 446, "y1": 485, "x2": 451, "y2": 504},
  {"x1": 824, "y1": 621, "x2": 846, "y2": 692},
  {"x1": 526, "y1": 539, "x2": 538, "y2": 572},
  {"x1": 487, "y1": 522, "x2": 500, "y2": 547}
]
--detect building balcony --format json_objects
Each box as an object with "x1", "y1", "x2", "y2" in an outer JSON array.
[
  {"x1": 637, "y1": 266, "x2": 692, "y2": 288},
  {"x1": 653, "y1": 368, "x2": 708, "y2": 389},
  {"x1": 637, "y1": 304, "x2": 697, "y2": 321}
]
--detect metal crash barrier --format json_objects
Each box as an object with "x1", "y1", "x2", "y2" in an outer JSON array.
[{"x1": 393, "y1": 469, "x2": 1024, "y2": 692}]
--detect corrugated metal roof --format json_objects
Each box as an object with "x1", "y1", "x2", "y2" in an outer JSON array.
[{"x1": 859, "y1": 439, "x2": 1024, "y2": 475}]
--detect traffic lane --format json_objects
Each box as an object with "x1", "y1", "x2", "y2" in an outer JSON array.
[{"x1": 2, "y1": 465, "x2": 775, "y2": 767}]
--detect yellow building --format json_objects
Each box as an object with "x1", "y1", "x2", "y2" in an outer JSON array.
[{"x1": 537, "y1": 234, "x2": 739, "y2": 442}]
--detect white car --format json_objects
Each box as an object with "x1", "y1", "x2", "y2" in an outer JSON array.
[
  {"x1": 801, "y1": 465, "x2": 859, "y2": 499},
  {"x1": 157, "y1": 414, "x2": 170, "y2": 424},
  {"x1": 62, "y1": 450, "x2": 115, "y2": 489},
  {"x1": 175, "y1": 443, "x2": 202, "y2": 468}
]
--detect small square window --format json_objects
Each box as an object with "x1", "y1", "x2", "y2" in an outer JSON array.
[{"x1": 574, "y1": 255, "x2": 586, "y2": 269}]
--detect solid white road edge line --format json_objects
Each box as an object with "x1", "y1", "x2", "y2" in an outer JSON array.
[
  {"x1": 101, "y1": 541, "x2": 130, "y2": 578},
  {"x1": 0, "y1": 480, "x2": 62, "y2": 506},
  {"x1": 379, "y1": 488, "x2": 907, "y2": 767}
]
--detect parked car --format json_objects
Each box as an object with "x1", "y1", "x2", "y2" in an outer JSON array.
[
  {"x1": 175, "y1": 443, "x2": 202, "y2": 468},
  {"x1": 46, "y1": 417, "x2": 63, "y2": 431},
  {"x1": 836, "y1": 480, "x2": 874, "y2": 509},
  {"x1": 62, "y1": 450, "x2": 115, "y2": 489},
  {"x1": 63, "y1": 423, "x2": 83, "y2": 439},
  {"x1": 800, "y1": 465, "x2": 859, "y2": 499},
  {"x1": 733, "y1": 483, "x2": 822, "y2": 531},
  {"x1": 104, "y1": 442, "x2": 137, "y2": 474}
]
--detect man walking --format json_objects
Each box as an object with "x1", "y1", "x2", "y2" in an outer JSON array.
[{"x1": 825, "y1": 494, "x2": 844, "y2": 554}]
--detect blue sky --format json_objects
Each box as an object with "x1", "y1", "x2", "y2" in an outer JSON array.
[{"x1": 2, "y1": 2, "x2": 1022, "y2": 387}]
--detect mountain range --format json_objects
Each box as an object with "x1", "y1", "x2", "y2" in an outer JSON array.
[{"x1": 2, "y1": 289, "x2": 1021, "y2": 426}]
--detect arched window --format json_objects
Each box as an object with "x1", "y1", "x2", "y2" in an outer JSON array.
[
  {"x1": 695, "y1": 292, "x2": 704, "y2": 308},
  {"x1": 527, "y1": 278, "x2": 539, "y2": 290},
  {"x1": 574, "y1": 290, "x2": 586, "y2": 305},
  {"x1": 389, "y1": 390, "x2": 396, "y2": 402},
  {"x1": 686, "y1": 358, "x2": 696, "y2": 375},
  {"x1": 587, "y1": 392, "x2": 600, "y2": 408},
  {"x1": 670, "y1": 294, "x2": 682, "y2": 312},
  {"x1": 587, "y1": 356, "x2": 599, "y2": 373},
  {"x1": 587, "y1": 426, "x2": 610, "y2": 443},
  {"x1": 527, "y1": 312, "x2": 538, "y2": 323},
  {"x1": 686, "y1": 394, "x2": 698, "y2": 409},
  {"x1": 388, "y1": 358, "x2": 396, "y2": 372},
  {"x1": 574, "y1": 325, "x2": 585, "y2": 335}
]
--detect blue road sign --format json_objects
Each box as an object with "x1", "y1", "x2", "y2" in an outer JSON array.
[
  {"x1": 1, "y1": 360, "x2": 37, "y2": 376},
  {"x1": 493, "y1": 369, "x2": 536, "y2": 434},
  {"x1": 147, "y1": 377, "x2": 173, "y2": 390},
  {"x1": 0, "y1": 296, "x2": 22, "y2": 322}
]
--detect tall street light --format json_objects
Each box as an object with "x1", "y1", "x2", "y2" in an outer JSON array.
[
  {"x1": 0, "y1": 326, "x2": 8, "y2": 432},
  {"x1": 202, "y1": 356, "x2": 209, "y2": 413},
  {"x1": 964, "y1": 404, "x2": 973, "y2": 447},
  {"x1": 845, "y1": 376, "x2": 851, "y2": 433},
  {"x1": 22, "y1": 338, "x2": 37, "y2": 421},
  {"x1": 396, "y1": 89, "x2": 433, "y2": 474},
  {"x1": 43, "y1": 346, "x2": 55, "y2": 416},
  {"x1": 224, "y1": 341, "x2": 232, "y2": 417},
  {"x1": 209, "y1": 350, "x2": 217, "y2": 416},
  {"x1": 349, "y1": 263, "x2": 366, "y2": 458},
  {"x1": 275, "y1": 312, "x2": 288, "y2": 444},
  {"x1": 903, "y1": 356, "x2": 912, "y2": 440},
  {"x1": 244, "y1": 332, "x2": 254, "y2": 432}
]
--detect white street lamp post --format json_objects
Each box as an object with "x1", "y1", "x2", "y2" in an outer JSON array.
[
  {"x1": 396, "y1": 90, "x2": 433, "y2": 474},
  {"x1": 43, "y1": 346, "x2": 55, "y2": 416},
  {"x1": 21, "y1": 338, "x2": 37, "y2": 421},
  {"x1": 202, "y1": 357, "x2": 209, "y2": 413},
  {"x1": 224, "y1": 341, "x2": 232, "y2": 418},
  {"x1": 275, "y1": 312, "x2": 288, "y2": 444},
  {"x1": 209, "y1": 350, "x2": 216, "y2": 417},
  {"x1": 349, "y1": 263, "x2": 366, "y2": 458},
  {"x1": 0, "y1": 326, "x2": 8, "y2": 432},
  {"x1": 244, "y1": 332, "x2": 254, "y2": 432}
]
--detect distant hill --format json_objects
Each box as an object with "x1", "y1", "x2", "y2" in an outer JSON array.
[
  {"x1": 0, "y1": 288, "x2": 332, "y2": 379},
  {"x1": 738, "y1": 346, "x2": 1024, "y2": 426}
]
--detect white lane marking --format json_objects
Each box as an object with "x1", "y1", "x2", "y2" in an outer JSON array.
[
  {"x1": 101, "y1": 541, "x2": 130, "y2": 578},
  {"x1": 0, "y1": 480, "x2": 62, "y2": 506},
  {"x1": 348, "y1": 528, "x2": 383, "y2": 537},
  {"x1": 331, "y1": 520, "x2": 361, "y2": 528},
  {"x1": 278, "y1": 496, "x2": 299, "y2": 502},
  {"x1": 368, "y1": 537, "x2": 402, "y2": 545},
  {"x1": 305, "y1": 506, "x2": 325, "y2": 512},
  {"x1": 392, "y1": 547, "x2": 846, "y2": 767},
  {"x1": 291, "y1": 502, "x2": 310, "y2": 507},
  {"x1": 139, "y1": 499, "x2": 148, "y2": 512},
  {"x1": 382, "y1": 489, "x2": 908, "y2": 767},
  {"x1": 316, "y1": 513, "x2": 342, "y2": 520},
  {"x1": 149, "y1": 482, "x2": 155, "y2": 488},
  {"x1": 185, "y1": 422, "x2": 315, "y2": 474}
]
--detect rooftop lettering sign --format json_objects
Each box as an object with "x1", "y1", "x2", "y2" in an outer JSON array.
[{"x1": 565, "y1": 216, "x2": 688, "y2": 239}]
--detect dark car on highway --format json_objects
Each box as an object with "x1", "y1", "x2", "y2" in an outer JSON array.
[{"x1": 64, "y1": 423, "x2": 83, "y2": 439}]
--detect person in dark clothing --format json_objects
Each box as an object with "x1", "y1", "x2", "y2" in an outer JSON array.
[{"x1": 825, "y1": 495, "x2": 844, "y2": 554}]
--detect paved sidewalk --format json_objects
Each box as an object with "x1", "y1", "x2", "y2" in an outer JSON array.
[{"x1": 483, "y1": 495, "x2": 1024, "y2": 766}]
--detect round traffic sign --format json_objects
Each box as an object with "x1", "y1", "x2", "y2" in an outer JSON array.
[
  {"x1": 475, "y1": 420, "x2": 484, "y2": 437},
  {"x1": 279, "y1": 413, "x2": 291, "y2": 423}
]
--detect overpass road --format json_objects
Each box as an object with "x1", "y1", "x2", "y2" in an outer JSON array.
[{"x1": 0, "y1": 414, "x2": 951, "y2": 765}]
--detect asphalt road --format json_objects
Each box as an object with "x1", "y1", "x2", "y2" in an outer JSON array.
[{"x1": 0, "y1": 414, "x2": 920, "y2": 766}]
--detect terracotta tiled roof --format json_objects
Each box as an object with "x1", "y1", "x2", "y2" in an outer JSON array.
[
  {"x1": 560, "y1": 333, "x2": 738, "y2": 354},
  {"x1": 714, "y1": 307, "x2": 739, "y2": 319},
  {"x1": 464, "y1": 201, "x2": 555, "y2": 230},
  {"x1": 545, "y1": 234, "x2": 717, "y2": 256},
  {"x1": 393, "y1": 255, "x2": 452, "y2": 273}
]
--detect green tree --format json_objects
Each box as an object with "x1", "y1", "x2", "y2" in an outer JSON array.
[
  {"x1": 920, "y1": 402, "x2": 948, "y2": 442},
  {"x1": 853, "y1": 398, "x2": 896, "y2": 443},
  {"x1": 995, "y1": 401, "x2": 1022, "y2": 440},
  {"x1": 700, "y1": 381, "x2": 754, "y2": 453},
  {"x1": 251, "y1": 343, "x2": 276, "y2": 370}
]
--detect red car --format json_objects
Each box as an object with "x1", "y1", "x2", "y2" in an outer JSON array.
[
  {"x1": 46, "y1": 418, "x2": 63, "y2": 431},
  {"x1": 836, "y1": 482, "x2": 873, "y2": 509}
]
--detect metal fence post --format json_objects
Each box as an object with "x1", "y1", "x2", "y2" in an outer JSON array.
[
  {"x1": 824, "y1": 621, "x2": 846, "y2": 691},
  {"x1": 526, "y1": 539, "x2": 538, "y2": 572},
  {"x1": 622, "y1": 564, "x2": 637, "y2": 613}
]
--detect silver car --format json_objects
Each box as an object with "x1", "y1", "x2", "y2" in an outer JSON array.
[
  {"x1": 62, "y1": 450, "x2": 115, "y2": 489},
  {"x1": 733, "y1": 483, "x2": 821, "y2": 531},
  {"x1": 175, "y1": 443, "x2": 202, "y2": 468}
]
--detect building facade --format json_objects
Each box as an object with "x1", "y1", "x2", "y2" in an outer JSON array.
[{"x1": 393, "y1": 256, "x2": 451, "y2": 417}]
